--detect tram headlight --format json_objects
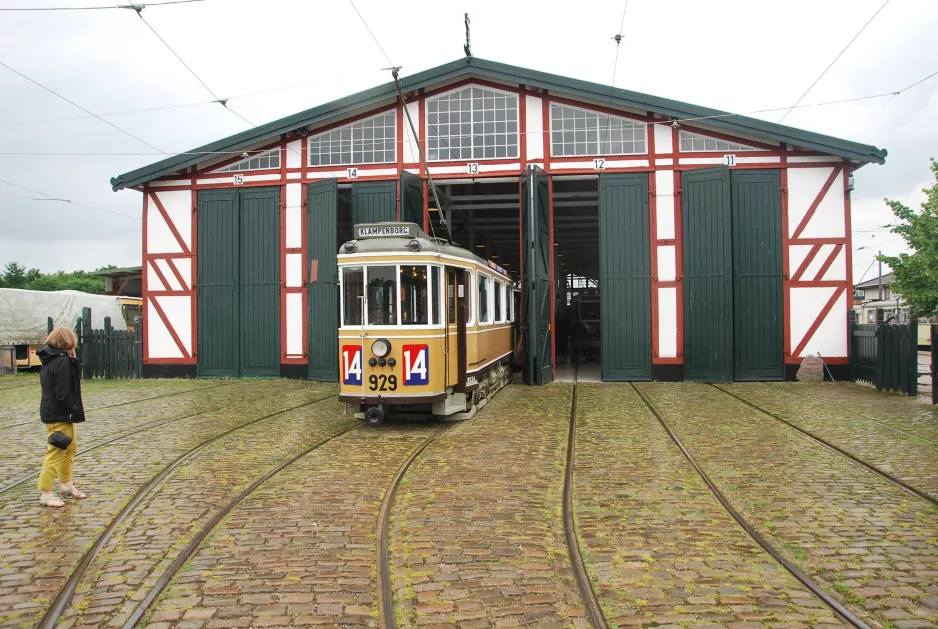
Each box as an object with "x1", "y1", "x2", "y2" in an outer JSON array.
[
  {"x1": 371, "y1": 338, "x2": 391, "y2": 358},
  {"x1": 408, "y1": 239, "x2": 421, "y2": 251},
  {"x1": 343, "y1": 241, "x2": 357, "y2": 253}
]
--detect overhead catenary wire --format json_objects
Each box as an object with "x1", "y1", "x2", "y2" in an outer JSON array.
[
  {"x1": 778, "y1": 0, "x2": 891, "y2": 123},
  {"x1": 347, "y1": 0, "x2": 394, "y2": 68},
  {"x1": 0, "y1": 59, "x2": 167, "y2": 155},
  {"x1": 600, "y1": 0, "x2": 630, "y2": 155},
  {"x1": 0, "y1": 0, "x2": 202, "y2": 10},
  {"x1": 0, "y1": 179, "x2": 140, "y2": 220}
]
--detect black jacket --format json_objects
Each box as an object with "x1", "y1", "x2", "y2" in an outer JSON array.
[{"x1": 38, "y1": 347, "x2": 85, "y2": 423}]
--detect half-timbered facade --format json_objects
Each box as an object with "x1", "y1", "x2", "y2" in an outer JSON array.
[{"x1": 112, "y1": 57, "x2": 886, "y2": 382}]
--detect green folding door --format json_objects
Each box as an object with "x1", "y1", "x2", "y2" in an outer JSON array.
[
  {"x1": 731, "y1": 170, "x2": 783, "y2": 381},
  {"x1": 400, "y1": 171, "x2": 424, "y2": 225},
  {"x1": 352, "y1": 181, "x2": 396, "y2": 224},
  {"x1": 682, "y1": 167, "x2": 733, "y2": 382},
  {"x1": 599, "y1": 173, "x2": 652, "y2": 380},
  {"x1": 521, "y1": 165, "x2": 553, "y2": 385},
  {"x1": 198, "y1": 187, "x2": 280, "y2": 378},
  {"x1": 307, "y1": 179, "x2": 339, "y2": 381}
]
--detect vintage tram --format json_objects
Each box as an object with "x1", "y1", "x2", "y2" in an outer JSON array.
[{"x1": 334, "y1": 222, "x2": 517, "y2": 424}]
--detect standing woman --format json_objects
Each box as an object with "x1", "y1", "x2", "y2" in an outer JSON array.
[{"x1": 37, "y1": 327, "x2": 87, "y2": 508}]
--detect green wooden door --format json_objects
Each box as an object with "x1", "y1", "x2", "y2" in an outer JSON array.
[
  {"x1": 521, "y1": 165, "x2": 553, "y2": 385},
  {"x1": 400, "y1": 171, "x2": 424, "y2": 225},
  {"x1": 731, "y1": 170, "x2": 783, "y2": 381},
  {"x1": 599, "y1": 173, "x2": 651, "y2": 381},
  {"x1": 198, "y1": 190, "x2": 239, "y2": 378},
  {"x1": 238, "y1": 187, "x2": 280, "y2": 378},
  {"x1": 352, "y1": 181, "x2": 396, "y2": 224},
  {"x1": 683, "y1": 167, "x2": 733, "y2": 382},
  {"x1": 307, "y1": 179, "x2": 339, "y2": 381}
]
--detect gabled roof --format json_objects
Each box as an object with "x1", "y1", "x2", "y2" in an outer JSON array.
[
  {"x1": 855, "y1": 273, "x2": 894, "y2": 289},
  {"x1": 111, "y1": 57, "x2": 887, "y2": 191}
]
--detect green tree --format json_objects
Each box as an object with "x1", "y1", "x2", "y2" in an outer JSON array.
[
  {"x1": 2, "y1": 262, "x2": 28, "y2": 288},
  {"x1": 878, "y1": 158, "x2": 938, "y2": 318}
]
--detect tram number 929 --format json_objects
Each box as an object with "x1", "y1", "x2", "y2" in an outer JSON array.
[{"x1": 368, "y1": 374, "x2": 397, "y2": 391}]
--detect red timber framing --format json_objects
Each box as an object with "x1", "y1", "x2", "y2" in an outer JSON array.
[{"x1": 139, "y1": 80, "x2": 859, "y2": 372}]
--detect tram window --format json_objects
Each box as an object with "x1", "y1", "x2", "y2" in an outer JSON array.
[
  {"x1": 342, "y1": 267, "x2": 364, "y2": 326},
  {"x1": 400, "y1": 265, "x2": 429, "y2": 325},
  {"x1": 431, "y1": 266, "x2": 441, "y2": 326},
  {"x1": 494, "y1": 281, "x2": 503, "y2": 323},
  {"x1": 367, "y1": 266, "x2": 397, "y2": 325},
  {"x1": 478, "y1": 274, "x2": 491, "y2": 323},
  {"x1": 447, "y1": 272, "x2": 456, "y2": 325}
]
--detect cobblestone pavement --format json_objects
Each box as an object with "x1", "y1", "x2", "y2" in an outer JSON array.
[
  {"x1": 389, "y1": 384, "x2": 586, "y2": 629},
  {"x1": 639, "y1": 383, "x2": 938, "y2": 629},
  {"x1": 771, "y1": 383, "x2": 938, "y2": 445},
  {"x1": 720, "y1": 383, "x2": 938, "y2": 501},
  {"x1": 574, "y1": 383, "x2": 846, "y2": 629},
  {"x1": 143, "y1": 423, "x2": 442, "y2": 629},
  {"x1": 0, "y1": 375, "x2": 39, "y2": 393},
  {"x1": 0, "y1": 380, "x2": 290, "y2": 488},
  {"x1": 0, "y1": 382, "x2": 334, "y2": 629},
  {"x1": 0, "y1": 379, "x2": 215, "y2": 424}
]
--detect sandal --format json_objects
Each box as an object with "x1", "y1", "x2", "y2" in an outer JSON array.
[
  {"x1": 60, "y1": 487, "x2": 87, "y2": 500},
  {"x1": 40, "y1": 494, "x2": 65, "y2": 508}
]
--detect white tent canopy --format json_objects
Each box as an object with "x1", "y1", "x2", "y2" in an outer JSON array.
[{"x1": 0, "y1": 288, "x2": 128, "y2": 345}]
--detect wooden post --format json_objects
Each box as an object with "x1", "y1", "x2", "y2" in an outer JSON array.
[
  {"x1": 104, "y1": 316, "x2": 112, "y2": 379},
  {"x1": 909, "y1": 319, "x2": 918, "y2": 396},
  {"x1": 47, "y1": 317, "x2": 54, "y2": 336},
  {"x1": 81, "y1": 307, "x2": 92, "y2": 379},
  {"x1": 134, "y1": 316, "x2": 143, "y2": 379}
]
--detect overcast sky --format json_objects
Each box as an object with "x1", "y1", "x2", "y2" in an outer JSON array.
[{"x1": 1, "y1": 0, "x2": 935, "y2": 285}]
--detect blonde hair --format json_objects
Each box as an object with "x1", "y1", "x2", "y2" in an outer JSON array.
[{"x1": 46, "y1": 327, "x2": 78, "y2": 351}]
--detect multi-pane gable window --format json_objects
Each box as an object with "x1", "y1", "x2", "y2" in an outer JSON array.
[
  {"x1": 679, "y1": 130, "x2": 759, "y2": 152},
  {"x1": 219, "y1": 148, "x2": 280, "y2": 172},
  {"x1": 308, "y1": 111, "x2": 396, "y2": 166},
  {"x1": 550, "y1": 104, "x2": 646, "y2": 157},
  {"x1": 427, "y1": 86, "x2": 518, "y2": 161}
]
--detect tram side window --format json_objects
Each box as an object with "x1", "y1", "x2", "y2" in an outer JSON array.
[
  {"x1": 367, "y1": 266, "x2": 397, "y2": 325},
  {"x1": 342, "y1": 267, "x2": 364, "y2": 326},
  {"x1": 400, "y1": 265, "x2": 429, "y2": 325},
  {"x1": 478, "y1": 274, "x2": 491, "y2": 324},
  {"x1": 431, "y1": 266, "x2": 441, "y2": 326},
  {"x1": 494, "y1": 281, "x2": 503, "y2": 323},
  {"x1": 447, "y1": 272, "x2": 457, "y2": 324}
]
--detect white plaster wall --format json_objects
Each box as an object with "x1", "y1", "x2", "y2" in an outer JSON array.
[
  {"x1": 654, "y1": 170, "x2": 675, "y2": 240},
  {"x1": 657, "y1": 246, "x2": 676, "y2": 281},
  {"x1": 404, "y1": 102, "x2": 420, "y2": 163},
  {"x1": 653, "y1": 124, "x2": 672, "y2": 154},
  {"x1": 286, "y1": 183, "x2": 302, "y2": 248},
  {"x1": 789, "y1": 286, "x2": 847, "y2": 357},
  {"x1": 787, "y1": 167, "x2": 845, "y2": 238},
  {"x1": 147, "y1": 190, "x2": 191, "y2": 254},
  {"x1": 155, "y1": 259, "x2": 183, "y2": 291},
  {"x1": 174, "y1": 258, "x2": 192, "y2": 290},
  {"x1": 146, "y1": 261, "x2": 165, "y2": 292},
  {"x1": 286, "y1": 292, "x2": 303, "y2": 356},
  {"x1": 286, "y1": 140, "x2": 302, "y2": 169},
  {"x1": 147, "y1": 296, "x2": 191, "y2": 358},
  {"x1": 286, "y1": 253, "x2": 303, "y2": 288},
  {"x1": 525, "y1": 95, "x2": 543, "y2": 161},
  {"x1": 658, "y1": 287, "x2": 677, "y2": 357}
]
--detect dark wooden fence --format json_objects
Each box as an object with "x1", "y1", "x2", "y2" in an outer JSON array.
[
  {"x1": 50, "y1": 308, "x2": 142, "y2": 379},
  {"x1": 849, "y1": 312, "x2": 919, "y2": 395}
]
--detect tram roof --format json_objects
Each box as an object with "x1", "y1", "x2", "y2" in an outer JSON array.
[
  {"x1": 111, "y1": 57, "x2": 887, "y2": 191},
  {"x1": 340, "y1": 223, "x2": 512, "y2": 281}
]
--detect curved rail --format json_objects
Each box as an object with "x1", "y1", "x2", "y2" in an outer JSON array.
[
  {"x1": 631, "y1": 383, "x2": 873, "y2": 629},
  {"x1": 120, "y1": 423, "x2": 357, "y2": 629},
  {"x1": 0, "y1": 381, "x2": 233, "y2": 432},
  {"x1": 0, "y1": 382, "x2": 308, "y2": 495},
  {"x1": 35, "y1": 392, "x2": 339, "y2": 629},
  {"x1": 562, "y1": 366, "x2": 609, "y2": 629},
  {"x1": 377, "y1": 425, "x2": 452, "y2": 629},
  {"x1": 711, "y1": 384, "x2": 938, "y2": 510},
  {"x1": 767, "y1": 384, "x2": 938, "y2": 449}
]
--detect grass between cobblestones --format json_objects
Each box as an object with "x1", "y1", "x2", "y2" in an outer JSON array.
[
  {"x1": 639, "y1": 382, "x2": 938, "y2": 629},
  {"x1": 573, "y1": 383, "x2": 845, "y2": 629}
]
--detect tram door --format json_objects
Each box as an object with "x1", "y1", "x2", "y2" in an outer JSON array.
[{"x1": 444, "y1": 267, "x2": 468, "y2": 387}]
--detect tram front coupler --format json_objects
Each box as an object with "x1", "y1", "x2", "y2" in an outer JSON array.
[{"x1": 364, "y1": 395, "x2": 385, "y2": 427}]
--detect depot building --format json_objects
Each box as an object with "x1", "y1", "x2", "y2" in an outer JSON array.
[{"x1": 111, "y1": 56, "x2": 887, "y2": 383}]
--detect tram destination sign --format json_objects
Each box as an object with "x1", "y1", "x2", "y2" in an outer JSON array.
[{"x1": 355, "y1": 224, "x2": 417, "y2": 239}]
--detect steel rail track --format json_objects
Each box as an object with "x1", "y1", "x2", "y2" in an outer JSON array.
[
  {"x1": 0, "y1": 381, "x2": 234, "y2": 432},
  {"x1": 711, "y1": 384, "x2": 938, "y2": 510},
  {"x1": 36, "y1": 391, "x2": 339, "y2": 629},
  {"x1": 0, "y1": 382, "x2": 309, "y2": 495},
  {"x1": 767, "y1": 383, "x2": 938, "y2": 449},
  {"x1": 562, "y1": 366, "x2": 609, "y2": 629},
  {"x1": 631, "y1": 383, "x2": 873, "y2": 629},
  {"x1": 120, "y1": 423, "x2": 356, "y2": 629},
  {"x1": 377, "y1": 425, "x2": 452, "y2": 629}
]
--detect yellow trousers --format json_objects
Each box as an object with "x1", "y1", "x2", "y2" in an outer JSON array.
[{"x1": 38, "y1": 422, "x2": 77, "y2": 492}]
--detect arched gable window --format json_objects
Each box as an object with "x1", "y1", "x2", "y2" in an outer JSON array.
[
  {"x1": 550, "y1": 104, "x2": 647, "y2": 157},
  {"x1": 427, "y1": 86, "x2": 519, "y2": 161},
  {"x1": 308, "y1": 111, "x2": 396, "y2": 166},
  {"x1": 217, "y1": 148, "x2": 280, "y2": 172}
]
